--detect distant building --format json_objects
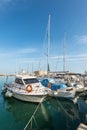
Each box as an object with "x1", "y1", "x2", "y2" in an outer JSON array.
[{"x1": 34, "y1": 70, "x2": 47, "y2": 76}]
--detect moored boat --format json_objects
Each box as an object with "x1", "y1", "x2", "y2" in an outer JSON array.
[
  {"x1": 2, "y1": 75, "x2": 50, "y2": 103},
  {"x1": 41, "y1": 78, "x2": 76, "y2": 99}
]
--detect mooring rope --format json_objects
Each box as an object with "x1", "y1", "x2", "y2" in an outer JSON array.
[
  {"x1": 55, "y1": 97, "x2": 77, "y2": 119},
  {"x1": 24, "y1": 96, "x2": 46, "y2": 130}
]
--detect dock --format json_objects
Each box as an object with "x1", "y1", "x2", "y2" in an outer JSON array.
[{"x1": 0, "y1": 74, "x2": 15, "y2": 76}]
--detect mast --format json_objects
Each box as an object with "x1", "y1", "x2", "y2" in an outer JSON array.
[
  {"x1": 32, "y1": 62, "x2": 33, "y2": 74},
  {"x1": 47, "y1": 14, "x2": 51, "y2": 74},
  {"x1": 55, "y1": 56, "x2": 59, "y2": 72},
  {"x1": 63, "y1": 32, "x2": 66, "y2": 72},
  {"x1": 38, "y1": 60, "x2": 41, "y2": 71}
]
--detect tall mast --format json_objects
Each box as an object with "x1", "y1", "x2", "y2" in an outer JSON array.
[
  {"x1": 47, "y1": 14, "x2": 51, "y2": 74},
  {"x1": 63, "y1": 32, "x2": 66, "y2": 72}
]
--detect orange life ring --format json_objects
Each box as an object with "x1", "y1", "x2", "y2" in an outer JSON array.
[
  {"x1": 48, "y1": 82, "x2": 51, "y2": 88},
  {"x1": 26, "y1": 84, "x2": 32, "y2": 92}
]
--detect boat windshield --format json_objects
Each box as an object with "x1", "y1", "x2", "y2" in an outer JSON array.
[{"x1": 23, "y1": 78, "x2": 39, "y2": 84}]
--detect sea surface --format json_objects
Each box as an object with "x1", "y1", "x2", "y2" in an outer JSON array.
[{"x1": 0, "y1": 76, "x2": 87, "y2": 130}]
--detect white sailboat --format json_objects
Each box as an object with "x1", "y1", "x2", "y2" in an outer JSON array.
[{"x1": 41, "y1": 15, "x2": 76, "y2": 99}]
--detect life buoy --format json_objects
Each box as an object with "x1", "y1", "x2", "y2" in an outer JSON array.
[
  {"x1": 26, "y1": 84, "x2": 32, "y2": 92},
  {"x1": 48, "y1": 82, "x2": 51, "y2": 88}
]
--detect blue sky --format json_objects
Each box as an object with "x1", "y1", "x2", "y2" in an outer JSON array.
[{"x1": 0, "y1": 0, "x2": 87, "y2": 74}]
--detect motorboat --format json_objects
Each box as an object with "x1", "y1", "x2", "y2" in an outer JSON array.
[
  {"x1": 2, "y1": 75, "x2": 50, "y2": 103},
  {"x1": 67, "y1": 80, "x2": 84, "y2": 93},
  {"x1": 41, "y1": 78, "x2": 76, "y2": 99},
  {"x1": 65, "y1": 75, "x2": 84, "y2": 93}
]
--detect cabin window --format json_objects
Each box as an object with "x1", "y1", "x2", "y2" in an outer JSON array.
[
  {"x1": 24, "y1": 78, "x2": 39, "y2": 84},
  {"x1": 15, "y1": 78, "x2": 23, "y2": 85}
]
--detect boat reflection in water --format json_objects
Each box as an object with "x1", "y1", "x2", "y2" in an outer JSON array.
[
  {"x1": 76, "y1": 92, "x2": 87, "y2": 125},
  {"x1": 3, "y1": 96, "x2": 82, "y2": 130}
]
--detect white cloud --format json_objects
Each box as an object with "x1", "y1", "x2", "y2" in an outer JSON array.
[
  {"x1": 1, "y1": 47, "x2": 87, "y2": 63},
  {"x1": 17, "y1": 58, "x2": 40, "y2": 64},
  {"x1": 17, "y1": 48, "x2": 37, "y2": 54},
  {"x1": 49, "y1": 53, "x2": 87, "y2": 62},
  {"x1": 0, "y1": 47, "x2": 37, "y2": 58},
  {"x1": 75, "y1": 35, "x2": 87, "y2": 44}
]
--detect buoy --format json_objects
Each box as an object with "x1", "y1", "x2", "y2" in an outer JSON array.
[{"x1": 5, "y1": 91, "x2": 13, "y2": 97}]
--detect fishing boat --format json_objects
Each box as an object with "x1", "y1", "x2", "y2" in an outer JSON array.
[
  {"x1": 41, "y1": 78, "x2": 76, "y2": 99},
  {"x1": 2, "y1": 75, "x2": 50, "y2": 103}
]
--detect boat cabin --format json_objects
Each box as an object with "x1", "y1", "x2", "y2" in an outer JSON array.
[{"x1": 14, "y1": 75, "x2": 40, "y2": 86}]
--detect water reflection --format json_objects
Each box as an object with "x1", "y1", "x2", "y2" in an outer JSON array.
[
  {"x1": 77, "y1": 92, "x2": 87, "y2": 125},
  {"x1": 5, "y1": 98, "x2": 37, "y2": 120},
  {"x1": 3, "y1": 97, "x2": 82, "y2": 130},
  {"x1": 0, "y1": 76, "x2": 87, "y2": 130}
]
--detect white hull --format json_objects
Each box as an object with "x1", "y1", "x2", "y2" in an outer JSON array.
[
  {"x1": 71, "y1": 82, "x2": 84, "y2": 93},
  {"x1": 49, "y1": 87, "x2": 76, "y2": 99},
  {"x1": 3, "y1": 84, "x2": 47, "y2": 103},
  {"x1": 49, "y1": 92, "x2": 75, "y2": 99},
  {"x1": 12, "y1": 92, "x2": 46, "y2": 103}
]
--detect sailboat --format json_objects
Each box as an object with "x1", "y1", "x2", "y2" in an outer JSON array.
[{"x1": 41, "y1": 15, "x2": 76, "y2": 99}]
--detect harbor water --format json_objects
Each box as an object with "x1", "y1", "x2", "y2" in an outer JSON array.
[{"x1": 0, "y1": 76, "x2": 87, "y2": 130}]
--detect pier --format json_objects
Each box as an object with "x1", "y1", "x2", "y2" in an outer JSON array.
[{"x1": 0, "y1": 73, "x2": 15, "y2": 76}]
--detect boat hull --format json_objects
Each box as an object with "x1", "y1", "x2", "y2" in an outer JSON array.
[
  {"x1": 3, "y1": 84, "x2": 47, "y2": 103},
  {"x1": 48, "y1": 87, "x2": 76, "y2": 99},
  {"x1": 12, "y1": 92, "x2": 46, "y2": 103}
]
